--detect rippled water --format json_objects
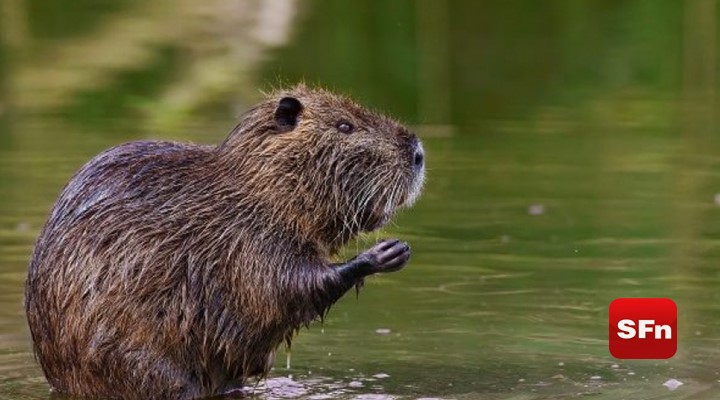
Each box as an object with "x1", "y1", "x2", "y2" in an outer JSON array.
[
  {"x1": 3, "y1": 0, "x2": 720, "y2": 399},
  {"x1": 3, "y1": 126, "x2": 720, "y2": 399}
]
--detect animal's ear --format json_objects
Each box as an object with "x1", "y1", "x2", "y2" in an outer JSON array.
[{"x1": 274, "y1": 97, "x2": 303, "y2": 131}]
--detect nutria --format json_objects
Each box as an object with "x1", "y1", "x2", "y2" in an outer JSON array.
[{"x1": 25, "y1": 85, "x2": 425, "y2": 399}]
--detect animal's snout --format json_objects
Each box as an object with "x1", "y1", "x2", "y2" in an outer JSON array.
[
  {"x1": 404, "y1": 135, "x2": 425, "y2": 207},
  {"x1": 413, "y1": 147, "x2": 425, "y2": 168},
  {"x1": 413, "y1": 146, "x2": 424, "y2": 169}
]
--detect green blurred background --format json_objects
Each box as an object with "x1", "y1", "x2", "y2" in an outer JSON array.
[{"x1": 1, "y1": 0, "x2": 720, "y2": 399}]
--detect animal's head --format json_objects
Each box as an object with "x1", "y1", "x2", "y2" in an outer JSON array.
[{"x1": 219, "y1": 85, "x2": 425, "y2": 253}]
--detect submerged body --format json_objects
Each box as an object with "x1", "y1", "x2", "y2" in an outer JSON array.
[{"x1": 25, "y1": 86, "x2": 424, "y2": 399}]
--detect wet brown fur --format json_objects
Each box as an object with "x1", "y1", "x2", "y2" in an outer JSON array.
[{"x1": 25, "y1": 85, "x2": 423, "y2": 399}]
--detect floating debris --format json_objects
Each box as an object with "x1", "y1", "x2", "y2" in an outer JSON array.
[
  {"x1": 348, "y1": 381, "x2": 364, "y2": 388},
  {"x1": 352, "y1": 395, "x2": 396, "y2": 400},
  {"x1": 375, "y1": 328, "x2": 392, "y2": 335},
  {"x1": 662, "y1": 378, "x2": 683, "y2": 391},
  {"x1": 557, "y1": 362, "x2": 564, "y2": 366},
  {"x1": 16, "y1": 222, "x2": 30, "y2": 233},
  {"x1": 528, "y1": 204, "x2": 545, "y2": 215},
  {"x1": 373, "y1": 373, "x2": 390, "y2": 379},
  {"x1": 589, "y1": 375, "x2": 602, "y2": 380},
  {"x1": 611, "y1": 364, "x2": 620, "y2": 369}
]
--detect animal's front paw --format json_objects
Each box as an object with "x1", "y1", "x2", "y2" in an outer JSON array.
[{"x1": 358, "y1": 238, "x2": 411, "y2": 274}]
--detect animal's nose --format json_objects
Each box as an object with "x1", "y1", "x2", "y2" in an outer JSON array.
[{"x1": 413, "y1": 144, "x2": 424, "y2": 169}]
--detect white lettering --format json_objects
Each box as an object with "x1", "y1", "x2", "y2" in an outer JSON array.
[
  {"x1": 639, "y1": 319, "x2": 655, "y2": 338},
  {"x1": 616, "y1": 319, "x2": 673, "y2": 339},
  {"x1": 617, "y1": 319, "x2": 636, "y2": 339},
  {"x1": 655, "y1": 324, "x2": 672, "y2": 339}
]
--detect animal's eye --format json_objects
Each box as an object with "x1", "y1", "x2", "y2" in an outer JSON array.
[{"x1": 336, "y1": 121, "x2": 354, "y2": 134}]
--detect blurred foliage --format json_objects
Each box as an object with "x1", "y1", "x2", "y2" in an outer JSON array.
[
  {"x1": 27, "y1": 0, "x2": 138, "y2": 41},
  {"x1": 0, "y1": 0, "x2": 700, "y2": 130},
  {"x1": 261, "y1": 0, "x2": 418, "y2": 119},
  {"x1": 64, "y1": 45, "x2": 181, "y2": 126},
  {"x1": 262, "y1": 0, "x2": 685, "y2": 125}
]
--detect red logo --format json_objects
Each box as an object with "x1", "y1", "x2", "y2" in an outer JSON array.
[{"x1": 609, "y1": 298, "x2": 677, "y2": 359}]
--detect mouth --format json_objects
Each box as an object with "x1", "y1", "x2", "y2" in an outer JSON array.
[
  {"x1": 360, "y1": 203, "x2": 392, "y2": 232},
  {"x1": 364, "y1": 213, "x2": 391, "y2": 232},
  {"x1": 356, "y1": 160, "x2": 425, "y2": 233},
  {"x1": 404, "y1": 168, "x2": 425, "y2": 207},
  {"x1": 360, "y1": 187, "x2": 413, "y2": 232}
]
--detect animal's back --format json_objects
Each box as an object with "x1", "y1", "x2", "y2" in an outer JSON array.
[{"x1": 26, "y1": 140, "x2": 215, "y2": 398}]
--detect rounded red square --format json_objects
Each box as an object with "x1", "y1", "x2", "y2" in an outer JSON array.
[{"x1": 609, "y1": 298, "x2": 677, "y2": 359}]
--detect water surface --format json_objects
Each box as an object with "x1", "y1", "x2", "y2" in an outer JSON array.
[{"x1": 2, "y1": 1, "x2": 720, "y2": 399}]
